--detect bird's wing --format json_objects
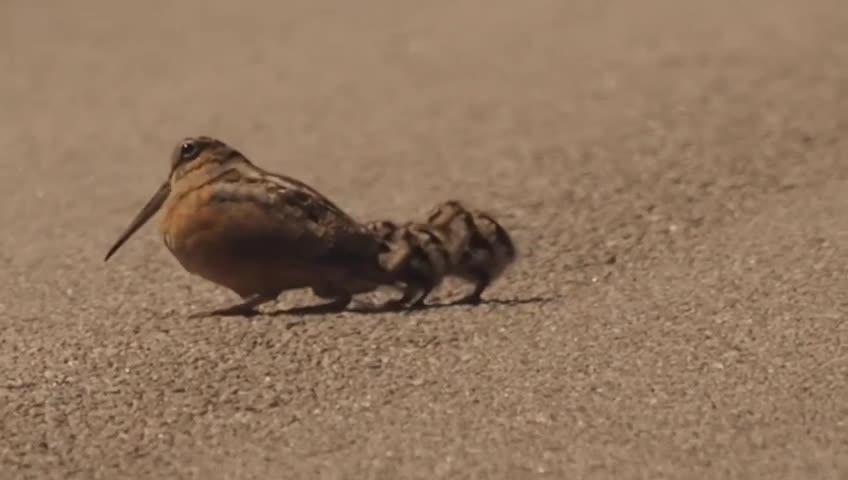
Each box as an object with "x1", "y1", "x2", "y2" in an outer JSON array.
[{"x1": 206, "y1": 166, "x2": 385, "y2": 269}]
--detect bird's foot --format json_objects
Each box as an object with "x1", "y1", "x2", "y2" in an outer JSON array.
[{"x1": 187, "y1": 294, "x2": 272, "y2": 319}]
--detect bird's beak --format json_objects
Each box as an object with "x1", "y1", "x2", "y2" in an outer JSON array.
[{"x1": 104, "y1": 181, "x2": 171, "y2": 261}]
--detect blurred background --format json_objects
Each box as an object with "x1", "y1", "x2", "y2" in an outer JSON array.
[{"x1": 2, "y1": 0, "x2": 847, "y2": 478}]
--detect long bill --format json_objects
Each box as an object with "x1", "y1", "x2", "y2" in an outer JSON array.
[{"x1": 104, "y1": 181, "x2": 171, "y2": 261}]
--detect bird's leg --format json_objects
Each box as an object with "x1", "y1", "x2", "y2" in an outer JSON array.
[
  {"x1": 284, "y1": 293, "x2": 352, "y2": 315},
  {"x1": 380, "y1": 285, "x2": 421, "y2": 311},
  {"x1": 379, "y1": 280, "x2": 438, "y2": 312},
  {"x1": 453, "y1": 270, "x2": 491, "y2": 305},
  {"x1": 188, "y1": 293, "x2": 275, "y2": 319},
  {"x1": 404, "y1": 284, "x2": 435, "y2": 310}
]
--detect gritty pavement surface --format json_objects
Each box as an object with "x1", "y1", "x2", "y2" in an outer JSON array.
[{"x1": 2, "y1": 0, "x2": 847, "y2": 478}]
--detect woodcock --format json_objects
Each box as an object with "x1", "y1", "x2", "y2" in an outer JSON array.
[{"x1": 104, "y1": 136, "x2": 402, "y2": 317}]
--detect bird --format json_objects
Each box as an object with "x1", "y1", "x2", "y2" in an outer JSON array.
[
  {"x1": 104, "y1": 135, "x2": 402, "y2": 317},
  {"x1": 423, "y1": 200, "x2": 517, "y2": 304},
  {"x1": 364, "y1": 200, "x2": 517, "y2": 308},
  {"x1": 365, "y1": 219, "x2": 456, "y2": 309}
]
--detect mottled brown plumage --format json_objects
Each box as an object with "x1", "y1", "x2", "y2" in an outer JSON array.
[
  {"x1": 424, "y1": 200, "x2": 517, "y2": 303},
  {"x1": 366, "y1": 219, "x2": 454, "y2": 308},
  {"x1": 104, "y1": 136, "x2": 399, "y2": 317},
  {"x1": 365, "y1": 200, "x2": 517, "y2": 307}
]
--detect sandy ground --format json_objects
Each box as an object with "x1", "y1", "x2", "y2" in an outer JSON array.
[{"x1": 2, "y1": 0, "x2": 848, "y2": 478}]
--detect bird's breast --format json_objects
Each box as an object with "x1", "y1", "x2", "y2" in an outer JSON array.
[
  {"x1": 161, "y1": 188, "x2": 213, "y2": 259},
  {"x1": 157, "y1": 186, "x2": 320, "y2": 297}
]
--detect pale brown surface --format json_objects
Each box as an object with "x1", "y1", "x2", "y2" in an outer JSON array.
[{"x1": 2, "y1": 1, "x2": 848, "y2": 478}]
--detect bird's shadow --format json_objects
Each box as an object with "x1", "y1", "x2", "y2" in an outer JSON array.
[
  {"x1": 368, "y1": 295, "x2": 560, "y2": 313},
  {"x1": 185, "y1": 294, "x2": 560, "y2": 323},
  {"x1": 265, "y1": 294, "x2": 560, "y2": 321}
]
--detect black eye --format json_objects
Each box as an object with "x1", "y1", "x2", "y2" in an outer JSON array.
[{"x1": 179, "y1": 141, "x2": 201, "y2": 160}]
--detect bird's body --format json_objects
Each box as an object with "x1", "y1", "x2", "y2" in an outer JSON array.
[
  {"x1": 105, "y1": 136, "x2": 397, "y2": 316},
  {"x1": 424, "y1": 200, "x2": 517, "y2": 301},
  {"x1": 365, "y1": 200, "x2": 517, "y2": 308},
  {"x1": 366, "y1": 220, "x2": 456, "y2": 307}
]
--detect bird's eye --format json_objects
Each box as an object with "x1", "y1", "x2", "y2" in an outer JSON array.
[{"x1": 179, "y1": 141, "x2": 201, "y2": 160}]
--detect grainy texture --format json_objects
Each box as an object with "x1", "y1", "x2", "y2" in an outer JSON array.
[{"x1": 2, "y1": 0, "x2": 848, "y2": 478}]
